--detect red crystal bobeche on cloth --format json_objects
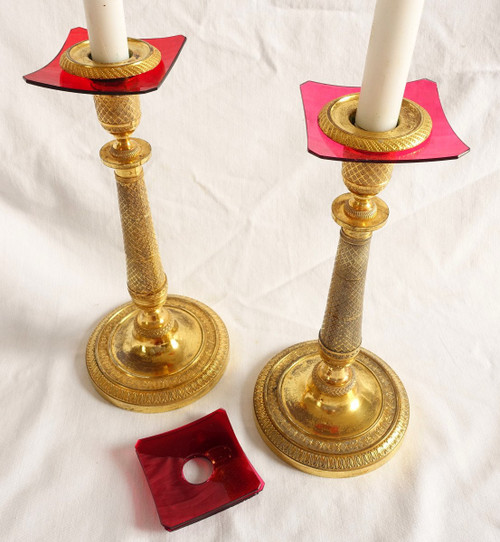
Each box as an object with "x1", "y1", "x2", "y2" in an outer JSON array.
[{"x1": 135, "y1": 409, "x2": 265, "y2": 531}]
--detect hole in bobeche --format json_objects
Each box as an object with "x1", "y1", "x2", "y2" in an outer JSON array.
[
  {"x1": 87, "y1": 49, "x2": 133, "y2": 62},
  {"x1": 349, "y1": 109, "x2": 401, "y2": 129},
  {"x1": 182, "y1": 456, "x2": 214, "y2": 485}
]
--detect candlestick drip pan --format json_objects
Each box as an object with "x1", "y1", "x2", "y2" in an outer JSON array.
[{"x1": 135, "y1": 409, "x2": 265, "y2": 531}]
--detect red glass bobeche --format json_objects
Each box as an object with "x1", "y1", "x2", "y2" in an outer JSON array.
[
  {"x1": 25, "y1": 34, "x2": 468, "y2": 163},
  {"x1": 24, "y1": 28, "x2": 185, "y2": 95},
  {"x1": 301, "y1": 79, "x2": 469, "y2": 163},
  {"x1": 135, "y1": 409, "x2": 265, "y2": 531}
]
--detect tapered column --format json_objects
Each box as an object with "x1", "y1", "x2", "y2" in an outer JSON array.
[
  {"x1": 314, "y1": 230, "x2": 371, "y2": 394},
  {"x1": 313, "y1": 161, "x2": 394, "y2": 395},
  {"x1": 94, "y1": 94, "x2": 172, "y2": 340}
]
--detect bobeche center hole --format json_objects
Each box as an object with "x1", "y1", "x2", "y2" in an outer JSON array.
[{"x1": 182, "y1": 456, "x2": 214, "y2": 484}]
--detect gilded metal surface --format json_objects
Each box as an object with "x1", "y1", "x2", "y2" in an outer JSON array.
[
  {"x1": 94, "y1": 95, "x2": 167, "y2": 316},
  {"x1": 320, "y1": 232, "x2": 370, "y2": 360},
  {"x1": 333, "y1": 162, "x2": 394, "y2": 233},
  {"x1": 87, "y1": 297, "x2": 229, "y2": 412},
  {"x1": 316, "y1": 231, "x2": 371, "y2": 393},
  {"x1": 254, "y1": 122, "x2": 415, "y2": 475},
  {"x1": 94, "y1": 94, "x2": 142, "y2": 136},
  {"x1": 60, "y1": 38, "x2": 161, "y2": 79},
  {"x1": 86, "y1": 93, "x2": 229, "y2": 411},
  {"x1": 342, "y1": 161, "x2": 394, "y2": 196},
  {"x1": 116, "y1": 171, "x2": 167, "y2": 307},
  {"x1": 318, "y1": 93, "x2": 432, "y2": 152},
  {"x1": 253, "y1": 341, "x2": 409, "y2": 477}
]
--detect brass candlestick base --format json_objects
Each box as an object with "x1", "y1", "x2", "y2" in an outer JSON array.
[
  {"x1": 87, "y1": 296, "x2": 228, "y2": 412},
  {"x1": 254, "y1": 343, "x2": 408, "y2": 477}
]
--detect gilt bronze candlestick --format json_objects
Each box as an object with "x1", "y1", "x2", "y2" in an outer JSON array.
[
  {"x1": 25, "y1": 29, "x2": 229, "y2": 412},
  {"x1": 253, "y1": 80, "x2": 468, "y2": 476}
]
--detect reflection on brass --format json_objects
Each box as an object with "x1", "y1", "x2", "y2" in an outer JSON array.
[
  {"x1": 86, "y1": 93, "x2": 228, "y2": 412},
  {"x1": 253, "y1": 98, "x2": 422, "y2": 476},
  {"x1": 318, "y1": 93, "x2": 432, "y2": 152},
  {"x1": 60, "y1": 38, "x2": 161, "y2": 79},
  {"x1": 254, "y1": 342, "x2": 409, "y2": 476}
]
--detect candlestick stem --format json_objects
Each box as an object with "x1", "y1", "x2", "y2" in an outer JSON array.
[
  {"x1": 94, "y1": 95, "x2": 172, "y2": 339},
  {"x1": 314, "y1": 161, "x2": 393, "y2": 396},
  {"x1": 315, "y1": 230, "x2": 371, "y2": 392}
]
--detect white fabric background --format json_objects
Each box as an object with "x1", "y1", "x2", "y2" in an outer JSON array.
[{"x1": 2, "y1": 1, "x2": 499, "y2": 541}]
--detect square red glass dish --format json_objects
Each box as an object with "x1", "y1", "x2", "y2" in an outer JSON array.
[
  {"x1": 24, "y1": 28, "x2": 185, "y2": 95},
  {"x1": 301, "y1": 79, "x2": 469, "y2": 163},
  {"x1": 135, "y1": 409, "x2": 265, "y2": 531}
]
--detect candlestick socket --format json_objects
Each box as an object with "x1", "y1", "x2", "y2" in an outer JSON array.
[
  {"x1": 60, "y1": 38, "x2": 161, "y2": 80},
  {"x1": 318, "y1": 93, "x2": 432, "y2": 153}
]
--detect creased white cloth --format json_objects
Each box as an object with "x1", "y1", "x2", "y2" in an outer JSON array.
[{"x1": 1, "y1": 1, "x2": 499, "y2": 541}]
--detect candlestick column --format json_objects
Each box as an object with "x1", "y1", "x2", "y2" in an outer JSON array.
[
  {"x1": 94, "y1": 94, "x2": 172, "y2": 340},
  {"x1": 314, "y1": 162, "x2": 393, "y2": 396}
]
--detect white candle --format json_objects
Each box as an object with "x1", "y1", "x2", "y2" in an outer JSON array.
[
  {"x1": 83, "y1": 0, "x2": 130, "y2": 63},
  {"x1": 355, "y1": 0, "x2": 425, "y2": 132}
]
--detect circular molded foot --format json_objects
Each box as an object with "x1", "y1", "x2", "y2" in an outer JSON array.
[
  {"x1": 253, "y1": 341, "x2": 409, "y2": 477},
  {"x1": 86, "y1": 295, "x2": 229, "y2": 412}
]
